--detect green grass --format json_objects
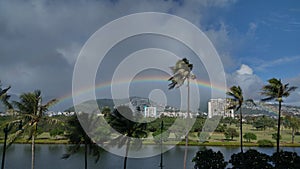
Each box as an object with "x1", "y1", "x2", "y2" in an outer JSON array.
[
  {"x1": 1, "y1": 124, "x2": 300, "y2": 147},
  {"x1": 207, "y1": 124, "x2": 300, "y2": 147}
]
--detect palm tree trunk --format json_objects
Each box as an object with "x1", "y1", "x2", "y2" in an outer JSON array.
[
  {"x1": 240, "y1": 108, "x2": 243, "y2": 153},
  {"x1": 1, "y1": 125, "x2": 8, "y2": 169},
  {"x1": 183, "y1": 78, "x2": 190, "y2": 169},
  {"x1": 31, "y1": 134, "x2": 35, "y2": 169},
  {"x1": 85, "y1": 142, "x2": 87, "y2": 169},
  {"x1": 277, "y1": 101, "x2": 282, "y2": 153},
  {"x1": 124, "y1": 138, "x2": 131, "y2": 169}
]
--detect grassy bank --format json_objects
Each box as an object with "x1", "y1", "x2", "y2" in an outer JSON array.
[
  {"x1": 1, "y1": 124, "x2": 300, "y2": 147},
  {"x1": 1, "y1": 139, "x2": 300, "y2": 147}
]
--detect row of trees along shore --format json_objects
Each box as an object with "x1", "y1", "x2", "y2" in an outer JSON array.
[{"x1": 0, "y1": 58, "x2": 299, "y2": 169}]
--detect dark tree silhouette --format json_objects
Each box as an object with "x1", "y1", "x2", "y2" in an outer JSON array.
[
  {"x1": 62, "y1": 113, "x2": 108, "y2": 169},
  {"x1": 107, "y1": 106, "x2": 147, "y2": 169},
  {"x1": 229, "y1": 149, "x2": 273, "y2": 169},
  {"x1": 192, "y1": 149, "x2": 227, "y2": 169},
  {"x1": 271, "y1": 151, "x2": 300, "y2": 169}
]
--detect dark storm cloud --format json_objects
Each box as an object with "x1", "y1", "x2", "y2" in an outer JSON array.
[{"x1": 0, "y1": 0, "x2": 239, "y2": 110}]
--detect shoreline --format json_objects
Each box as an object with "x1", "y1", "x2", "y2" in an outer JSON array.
[{"x1": 2, "y1": 139, "x2": 300, "y2": 147}]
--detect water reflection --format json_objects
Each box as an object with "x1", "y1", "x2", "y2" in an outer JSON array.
[{"x1": 1, "y1": 144, "x2": 299, "y2": 169}]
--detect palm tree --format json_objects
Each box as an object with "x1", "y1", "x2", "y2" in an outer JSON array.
[
  {"x1": 13, "y1": 90, "x2": 57, "y2": 169},
  {"x1": 1, "y1": 82, "x2": 14, "y2": 169},
  {"x1": 62, "y1": 113, "x2": 107, "y2": 169},
  {"x1": 168, "y1": 58, "x2": 195, "y2": 169},
  {"x1": 261, "y1": 78, "x2": 297, "y2": 153},
  {"x1": 107, "y1": 106, "x2": 147, "y2": 169},
  {"x1": 227, "y1": 86, "x2": 255, "y2": 153}
]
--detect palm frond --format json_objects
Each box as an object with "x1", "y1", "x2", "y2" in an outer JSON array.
[
  {"x1": 118, "y1": 135, "x2": 128, "y2": 148},
  {"x1": 168, "y1": 58, "x2": 194, "y2": 90},
  {"x1": 0, "y1": 85, "x2": 11, "y2": 96},
  {"x1": 21, "y1": 113, "x2": 37, "y2": 120},
  {"x1": 42, "y1": 99, "x2": 58, "y2": 110},
  {"x1": 7, "y1": 129, "x2": 24, "y2": 147},
  {"x1": 261, "y1": 96, "x2": 274, "y2": 102},
  {"x1": 227, "y1": 105, "x2": 237, "y2": 110},
  {"x1": 261, "y1": 78, "x2": 298, "y2": 102},
  {"x1": 89, "y1": 143, "x2": 101, "y2": 163},
  {"x1": 131, "y1": 138, "x2": 143, "y2": 150},
  {"x1": 226, "y1": 91, "x2": 237, "y2": 99},
  {"x1": 6, "y1": 122, "x2": 30, "y2": 147},
  {"x1": 0, "y1": 119, "x2": 23, "y2": 129},
  {"x1": 43, "y1": 116, "x2": 62, "y2": 125},
  {"x1": 0, "y1": 93, "x2": 13, "y2": 109},
  {"x1": 109, "y1": 135, "x2": 124, "y2": 146},
  {"x1": 245, "y1": 99, "x2": 256, "y2": 106},
  {"x1": 133, "y1": 130, "x2": 148, "y2": 138},
  {"x1": 286, "y1": 86, "x2": 298, "y2": 93},
  {"x1": 235, "y1": 104, "x2": 242, "y2": 111},
  {"x1": 62, "y1": 143, "x2": 81, "y2": 159}
]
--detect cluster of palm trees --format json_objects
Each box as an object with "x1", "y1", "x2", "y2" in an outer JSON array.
[
  {"x1": 1, "y1": 83, "x2": 147, "y2": 169},
  {"x1": 0, "y1": 85, "x2": 58, "y2": 169},
  {"x1": 226, "y1": 78, "x2": 297, "y2": 155}
]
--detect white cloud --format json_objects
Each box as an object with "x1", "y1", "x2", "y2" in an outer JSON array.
[
  {"x1": 227, "y1": 64, "x2": 263, "y2": 99},
  {"x1": 256, "y1": 55, "x2": 300, "y2": 71},
  {"x1": 57, "y1": 43, "x2": 82, "y2": 65},
  {"x1": 228, "y1": 64, "x2": 299, "y2": 104},
  {"x1": 237, "y1": 64, "x2": 253, "y2": 75},
  {"x1": 247, "y1": 22, "x2": 257, "y2": 36},
  {"x1": 284, "y1": 75, "x2": 300, "y2": 105}
]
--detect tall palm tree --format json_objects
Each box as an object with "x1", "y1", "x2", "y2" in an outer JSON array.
[
  {"x1": 107, "y1": 106, "x2": 147, "y2": 169},
  {"x1": 62, "y1": 113, "x2": 107, "y2": 169},
  {"x1": 168, "y1": 58, "x2": 195, "y2": 169},
  {"x1": 13, "y1": 90, "x2": 57, "y2": 169},
  {"x1": 0, "y1": 81, "x2": 13, "y2": 169},
  {"x1": 227, "y1": 86, "x2": 255, "y2": 153},
  {"x1": 261, "y1": 78, "x2": 298, "y2": 153}
]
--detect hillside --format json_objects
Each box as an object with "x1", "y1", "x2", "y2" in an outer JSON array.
[{"x1": 65, "y1": 96, "x2": 179, "y2": 112}]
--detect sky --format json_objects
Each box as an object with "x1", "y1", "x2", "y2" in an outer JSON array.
[{"x1": 1, "y1": 0, "x2": 300, "y2": 111}]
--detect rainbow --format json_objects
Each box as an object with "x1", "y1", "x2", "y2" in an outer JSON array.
[{"x1": 56, "y1": 75, "x2": 228, "y2": 106}]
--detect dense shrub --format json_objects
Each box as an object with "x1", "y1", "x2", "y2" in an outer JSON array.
[
  {"x1": 258, "y1": 139, "x2": 274, "y2": 147},
  {"x1": 152, "y1": 130, "x2": 170, "y2": 143},
  {"x1": 224, "y1": 128, "x2": 239, "y2": 140},
  {"x1": 215, "y1": 124, "x2": 227, "y2": 132},
  {"x1": 271, "y1": 151, "x2": 300, "y2": 169},
  {"x1": 192, "y1": 149, "x2": 227, "y2": 169},
  {"x1": 49, "y1": 128, "x2": 64, "y2": 137},
  {"x1": 229, "y1": 149, "x2": 273, "y2": 169},
  {"x1": 243, "y1": 132, "x2": 257, "y2": 142}
]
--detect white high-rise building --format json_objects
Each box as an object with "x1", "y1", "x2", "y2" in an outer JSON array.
[
  {"x1": 144, "y1": 107, "x2": 157, "y2": 118},
  {"x1": 208, "y1": 98, "x2": 234, "y2": 118}
]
